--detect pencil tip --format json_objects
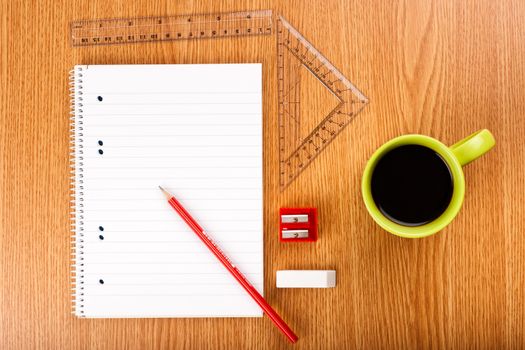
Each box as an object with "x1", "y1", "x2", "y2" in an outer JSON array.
[{"x1": 158, "y1": 186, "x2": 172, "y2": 200}]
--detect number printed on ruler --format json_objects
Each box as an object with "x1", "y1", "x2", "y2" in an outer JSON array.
[{"x1": 70, "y1": 10, "x2": 273, "y2": 46}]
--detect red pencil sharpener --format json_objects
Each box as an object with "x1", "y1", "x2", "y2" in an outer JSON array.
[{"x1": 279, "y1": 208, "x2": 318, "y2": 242}]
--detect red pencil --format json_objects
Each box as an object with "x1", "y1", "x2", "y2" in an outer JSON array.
[{"x1": 159, "y1": 186, "x2": 298, "y2": 343}]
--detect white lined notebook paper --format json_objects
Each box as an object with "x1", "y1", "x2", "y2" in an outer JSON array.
[{"x1": 70, "y1": 64, "x2": 263, "y2": 317}]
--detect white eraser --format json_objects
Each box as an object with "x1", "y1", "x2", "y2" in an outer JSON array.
[{"x1": 276, "y1": 270, "x2": 336, "y2": 288}]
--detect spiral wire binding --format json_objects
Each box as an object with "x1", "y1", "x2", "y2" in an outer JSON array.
[{"x1": 70, "y1": 66, "x2": 85, "y2": 317}]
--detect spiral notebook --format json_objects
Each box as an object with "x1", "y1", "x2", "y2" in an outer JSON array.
[{"x1": 70, "y1": 64, "x2": 263, "y2": 317}]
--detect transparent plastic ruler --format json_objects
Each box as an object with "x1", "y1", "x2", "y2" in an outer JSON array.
[
  {"x1": 70, "y1": 10, "x2": 272, "y2": 46},
  {"x1": 277, "y1": 15, "x2": 368, "y2": 190}
]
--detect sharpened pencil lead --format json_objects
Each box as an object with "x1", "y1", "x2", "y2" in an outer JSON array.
[{"x1": 158, "y1": 186, "x2": 173, "y2": 200}]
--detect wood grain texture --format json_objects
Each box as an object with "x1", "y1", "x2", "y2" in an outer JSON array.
[{"x1": 1, "y1": 0, "x2": 524, "y2": 348}]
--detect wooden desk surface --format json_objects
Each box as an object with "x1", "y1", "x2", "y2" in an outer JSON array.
[{"x1": 1, "y1": 0, "x2": 524, "y2": 348}]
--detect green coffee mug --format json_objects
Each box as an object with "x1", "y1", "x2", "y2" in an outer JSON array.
[{"x1": 362, "y1": 129, "x2": 495, "y2": 238}]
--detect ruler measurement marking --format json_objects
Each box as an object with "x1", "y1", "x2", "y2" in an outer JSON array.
[
  {"x1": 72, "y1": 11, "x2": 271, "y2": 26},
  {"x1": 72, "y1": 18, "x2": 263, "y2": 35},
  {"x1": 76, "y1": 29, "x2": 265, "y2": 40},
  {"x1": 75, "y1": 30, "x2": 272, "y2": 45},
  {"x1": 71, "y1": 10, "x2": 272, "y2": 46}
]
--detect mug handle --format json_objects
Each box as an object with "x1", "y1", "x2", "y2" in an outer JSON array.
[{"x1": 450, "y1": 129, "x2": 495, "y2": 166}]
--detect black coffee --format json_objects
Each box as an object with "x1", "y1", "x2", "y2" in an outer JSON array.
[{"x1": 371, "y1": 145, "x2": 453, "y2": 226}]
